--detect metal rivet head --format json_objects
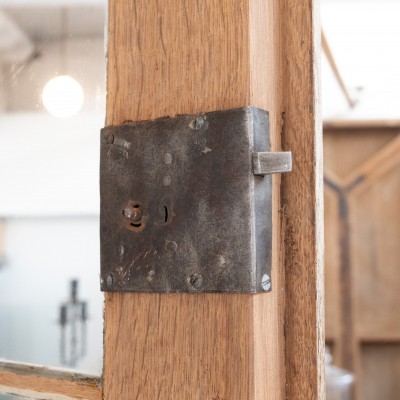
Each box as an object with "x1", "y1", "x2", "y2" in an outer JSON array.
[
  {"x1": 163, "y1": 175, "x2": 172, "y2": 186},
  {"x1": 165, "y1": 240, "x2": 178, "y2": 253},
  {"x1": 261, "y1": 274, "x2": 271, "y2": 291},
  {"x1": 188, "y1": 273, "x2": 203, "y2": 289},
  {"x1": 106, "y1": 274, "x2": 113, "y2": 288},
  {"x1": 118, "y1": 244, "x2": 125, "y2": 260},
  {"x1": 147, "y1": 270, "x2": 155, "y2": 282},
  {"x1": 105, "y1": 133, "x2": 114, "y2": 144},
  {"x1": 189, "y1": 116, "x2": 205, "y2": 130},
  {"x1": 164, "y1": 153, "x2": 172, "y2": 164}
]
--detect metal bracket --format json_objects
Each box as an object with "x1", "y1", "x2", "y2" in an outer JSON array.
[{"x1": 100, "y1": 107, "x2": 292, "y2": 293}]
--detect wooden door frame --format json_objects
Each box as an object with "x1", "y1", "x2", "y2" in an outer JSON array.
[
  {"x1": 104, "y1": 1, "x2": 324, "y2": 399},
  {"x1": 0, "y1": 1, "x2": 324, "y2": 399}
]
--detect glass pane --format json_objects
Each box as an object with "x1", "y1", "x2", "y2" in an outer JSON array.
[{"x1": 0, "y1": 1, "x2": 105, "y2": 374}]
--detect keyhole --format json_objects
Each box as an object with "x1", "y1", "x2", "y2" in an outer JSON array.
[
  {"x1": 158, "y1": 198, "x2": 173, "y2": 225},
  {"x1": 163, "y1": 205, "x2": 169, "y2": 223}
]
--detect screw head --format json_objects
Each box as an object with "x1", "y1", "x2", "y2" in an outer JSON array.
[
  {"x1": 189, "y1": 116, "x2": 205, "y2": 130},
  {"x1": 188, "y1": 273, "x2": 203, "y2": 289},
  {"x1": 261, "y1": 274, "x2": 271, "y2": 291},
  {"x1": 105, "y1": 132, "x2": 114, "y2": 144}
]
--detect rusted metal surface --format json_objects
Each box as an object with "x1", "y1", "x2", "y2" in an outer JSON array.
[{"x1": 100, "y1": 107, "x2": 289, "y2": 293}]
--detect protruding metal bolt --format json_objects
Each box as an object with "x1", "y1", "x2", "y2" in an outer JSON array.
[
  {"x1": 261, "y1": 274, "x2": 271, "y2": 291},
  {"x1": 188, "y1": 273, "x2": 203, "y2": 289},
  {"x1": 122, "y1": 206, "x2": 142, "y2": 223},
  {"x1": 189, "y1": 116, "x2": 205, "y2": 130},
  {"x1": 106, "y1": 274, "x2": 113, "y2": 288},
  {"x1": 105, "y1": 132, "x2": 114, "y2": 144}
]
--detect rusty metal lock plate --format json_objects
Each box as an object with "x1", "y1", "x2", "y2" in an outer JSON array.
[{"x1": 100, "y1": 107, "x2": 274, "y2": 293}]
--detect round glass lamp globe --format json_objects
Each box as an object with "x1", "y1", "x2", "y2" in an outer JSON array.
[{"x1": 42, "y1": 75, "x2": 84, "y2": 118}]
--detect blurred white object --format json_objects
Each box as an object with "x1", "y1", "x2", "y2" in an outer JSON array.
[
  {"x1": 42, "y1": 75, "x2": 84, "y2": 118},
  {"x1": 326, "y1": 347, "x2": 354, "y2": 400}
]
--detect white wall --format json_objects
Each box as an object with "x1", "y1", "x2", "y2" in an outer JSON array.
[{"x1": 0, "y1": 113, "x2": 102, "y2": 217}]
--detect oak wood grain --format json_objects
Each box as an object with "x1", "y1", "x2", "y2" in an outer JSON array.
[
  {"x1": 105, "y1": 0, "x2": 286, "y2": 399},
  {"x1": 0, "y1": 360, "x2": 101, "y2": 400},
  {"x1": 280, "y1": 1, "x2": 325, "y2": 399},
  {"x1": 105, "y1": 0, "x2": 321, "y2": 398}
]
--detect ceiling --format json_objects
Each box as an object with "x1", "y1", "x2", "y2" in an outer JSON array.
[
  {"x1": 322, "y1": 0, "x2": 400, "y2": 119},
  {"x1": 1, "y1": 5, "x2": 105, "y2": 42},
  {"x1": 1, "y1": 0, "x2": 399, "y2": 120}
]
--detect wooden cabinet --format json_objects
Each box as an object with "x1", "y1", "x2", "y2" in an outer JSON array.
[{"x1": 324, "y1": 122, "x2": 400, "y2": 399}]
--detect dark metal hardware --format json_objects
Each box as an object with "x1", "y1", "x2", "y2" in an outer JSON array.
[
  {"x1": 100, "y1": 107, "x2": 292, "y2": 293},
  {"x1": 253, "y1": 151, "x2": 292, "y2": 176}
]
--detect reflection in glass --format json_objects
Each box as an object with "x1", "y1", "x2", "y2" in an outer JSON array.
[
  {"x1": 59, "y1": 280, "x2": 88, "y2": 368},
  {"x1": 0, "y1": 2, "x2": 105, "y2": 374}
]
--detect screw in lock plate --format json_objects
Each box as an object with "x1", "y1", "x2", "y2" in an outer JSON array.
[
  {"x1": 188, "y1": 273, "x2": 203, "y2": 289},
  {"x1": 106, "y1": 274, "x2": 113, "y2": 288},
  {"x1": 105, "y1": 132, "x2": 114, "y2": 144},
  {"x1": 261, "y1": 274, "x2": 271, "y2": 291},
  {"x1": 189, "y1": 116, "x2": 205, "y2": 131}
]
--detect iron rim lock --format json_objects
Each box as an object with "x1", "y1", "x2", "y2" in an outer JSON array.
[{"x1": 100, "y1": 107, "x2": 292, "y2": 293}]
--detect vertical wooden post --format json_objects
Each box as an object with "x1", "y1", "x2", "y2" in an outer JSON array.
[
  {"x1": 104, "y1": 0, "x2": 323, "y2": 399},
  {"x1": 280, "y1": 2, "x2": 325, "y2": 399}
]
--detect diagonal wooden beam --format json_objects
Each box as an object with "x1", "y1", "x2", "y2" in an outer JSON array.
[
  {"x1": 0, "y1": 360, "x2": 101, "y2": 400},
  {"x1": 322, "y1": 29, "x2": 357, "y2": 108},
  {"x1": 343, "y1": 135, "x2": 400, "y2": 194}
]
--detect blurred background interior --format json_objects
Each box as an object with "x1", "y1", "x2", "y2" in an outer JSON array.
[
  {"x1": 0, "y1": 0, "x2": 105, "y2": 376},
  {"x1": 0, "y1": 0, "x2": 399, "y2": 399}
]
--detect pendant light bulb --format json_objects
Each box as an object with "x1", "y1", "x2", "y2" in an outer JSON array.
[{"x1": 42, "y1": 75, "x2": 84, "y2": 118}]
